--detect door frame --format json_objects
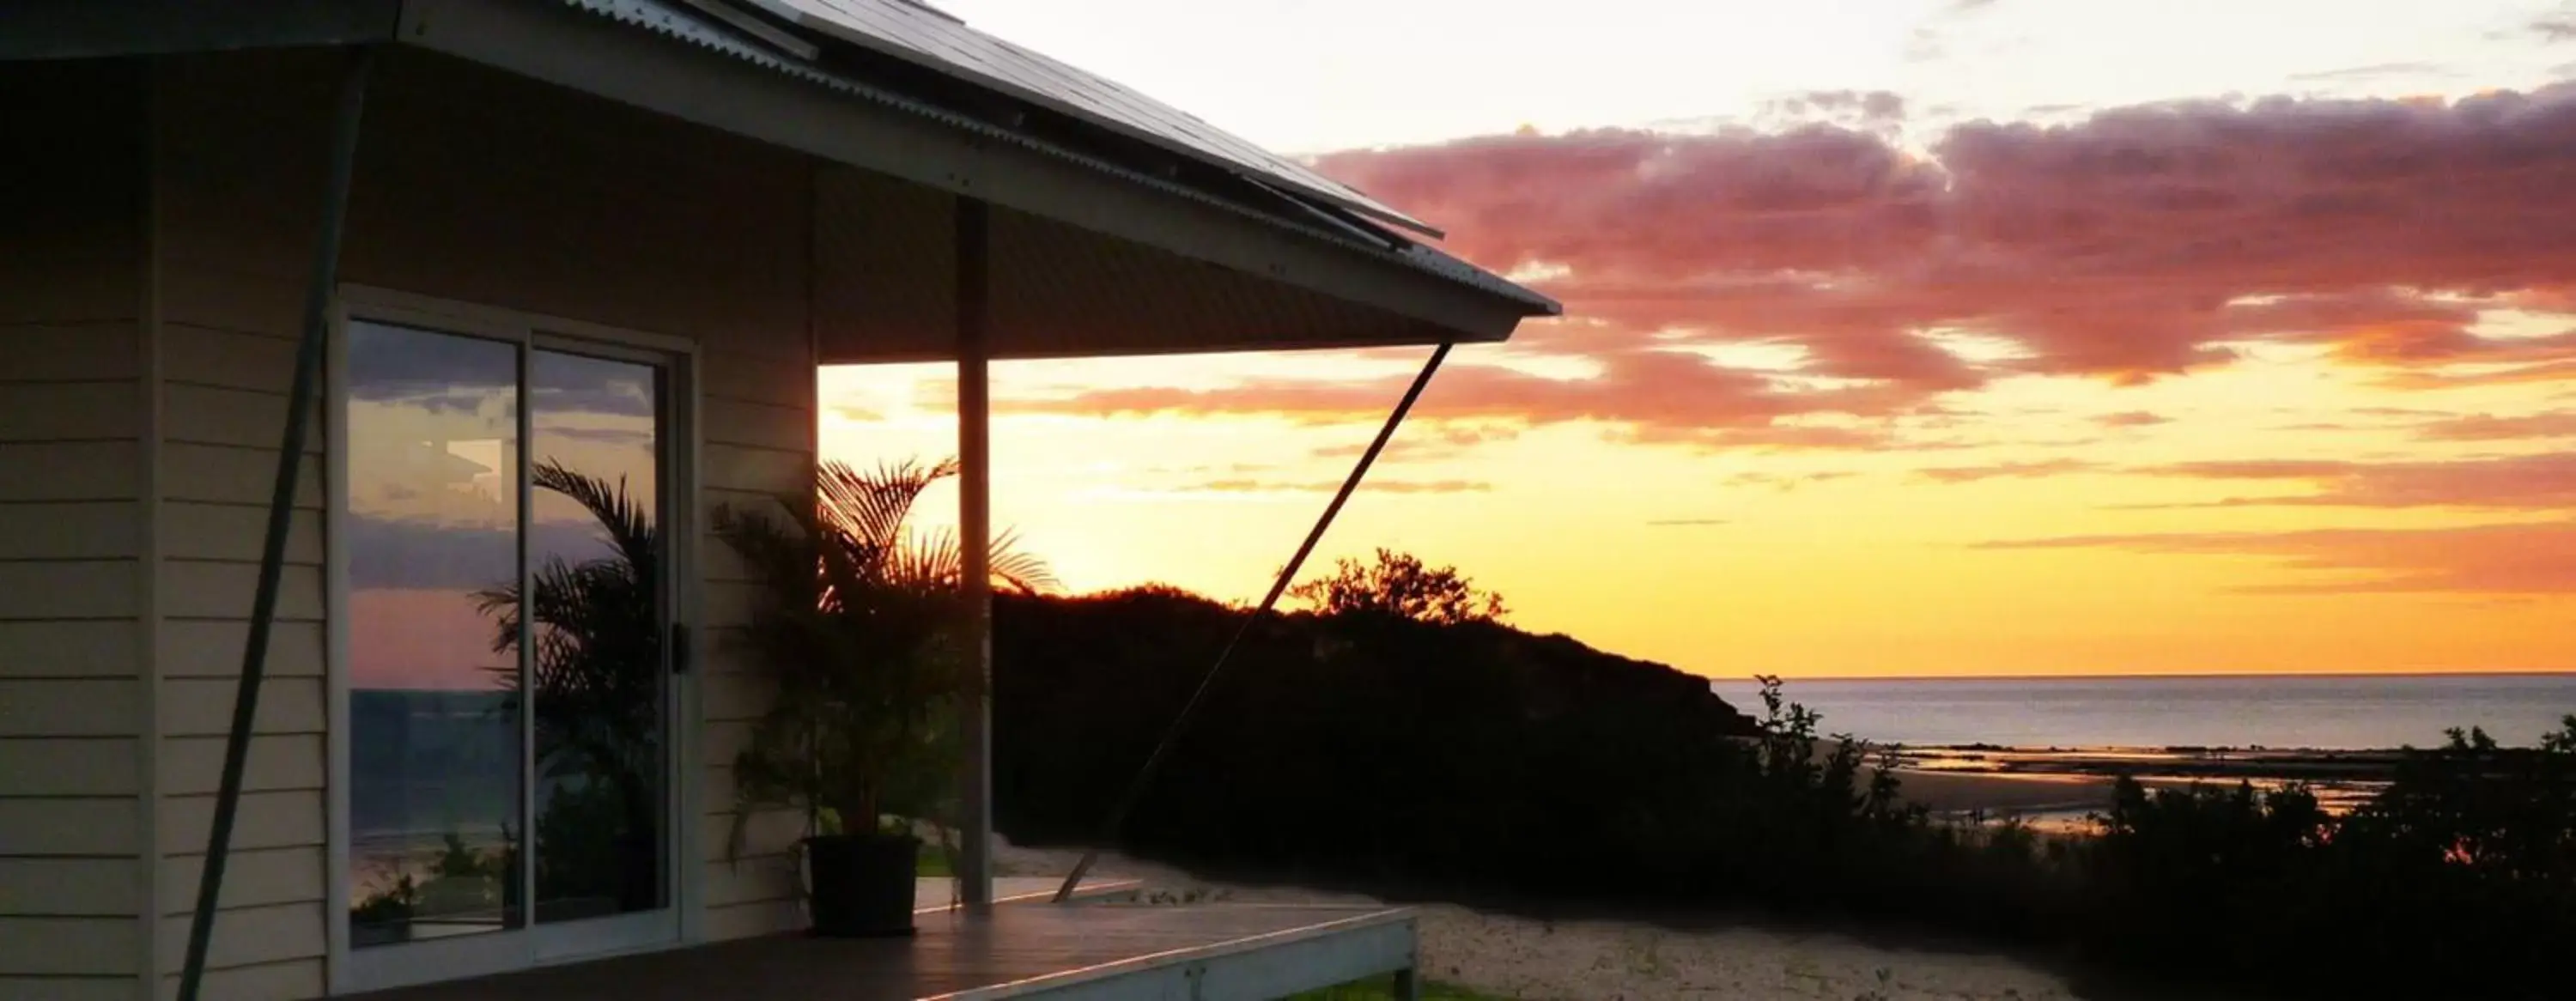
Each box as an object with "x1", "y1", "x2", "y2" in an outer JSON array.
[{"x1": 324, "y1": 285, "x2": 705, "y2": 996}]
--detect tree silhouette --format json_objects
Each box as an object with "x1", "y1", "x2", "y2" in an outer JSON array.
[{"x1": 1291, "y1": 548, "x2": 1508, "y2": 625}]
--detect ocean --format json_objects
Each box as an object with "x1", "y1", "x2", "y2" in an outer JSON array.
[{"x1": 1704, "y1": 673, "x2": 2576, "y2": 750}]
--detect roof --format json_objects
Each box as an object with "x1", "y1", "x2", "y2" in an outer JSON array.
[
  {"x1": 562, "y1": 0, "x2": 1558, "y2": 318},
  {"x1": 738, "y1": 0, "x2": 1443, "y2": 239},
  {"x1": 0, "y1": 0, "x2": 1558, "y2": 324}
]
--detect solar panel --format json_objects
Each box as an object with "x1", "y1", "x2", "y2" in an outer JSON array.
[{"x1": 731, "y1": 0, "x2": 1444, "y2": 238}]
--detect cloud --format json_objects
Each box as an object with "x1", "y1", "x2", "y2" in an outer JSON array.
[
  {"x1": 1973, "y1": 521, "x2": 2576, "y2": 595},
  {"x1": 347, "y1": 325, "x2": 659, "y2": 422},
  {"x1": 541, "y1": 426, "x2": 653, "y2": 446},
  {"x1": 1807, "y1": 452, "x2": 2576, "y2": 510},
  {"x1": 1142, "y1": 462, "x2": 1278, "y2": 476},
  {"x1": 1759, "y1": 90, "x2": 1908, "y2": 135},
  {"x1": 1723, "y1": 470, "x2": 1858, "y2": 491},
  {"x1": 1316, "y1": 82, "x2": 2576, "y2": 385},
  {"x1": 2412, "y1": 412, "x2": 2576, "y2": 441},
  {"x1": 1619, "y1": 422, "x2": 1908, "y2": 452},
  {"x1": 1906, "y1": 0, "x2": 1998, "y2": 63},
  {"x1": 2142, "y1": 454, "x2": 2576, "y2": 510},
  {"x1": 1019, "y1": 83, "x2": 2576, "y2": 452},
  {"x1": 347, "y1": 515, "x2": 620, "y2": 590},
  {"x1": 1915, "y1": 458, "x2": 2101, "y2": 483},
  {"x1": 1005, "y1": 346, "x2": 1934, "y2": 448},
  {"x1": 2095, "y1": 410, "x2": 2171, "y2": 428},
  {"x1": 2287, "y1": 62, "x2": 2454, "y2": 83},
  {"x1": 1310, "y1": 424, "x2": 1522, "y2": 463},
  {"x1": 1188, "y1": 478, "x2": 1492, "y2": 494}
]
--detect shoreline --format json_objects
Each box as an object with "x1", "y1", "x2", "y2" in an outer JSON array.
[{"x1": 1876, "y1": 742, "x2": 2412, "y2": 821}]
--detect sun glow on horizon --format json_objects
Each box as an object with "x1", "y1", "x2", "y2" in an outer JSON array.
[{"x1": 819, "y1": 1, "x2": 2576, "y2": 680}]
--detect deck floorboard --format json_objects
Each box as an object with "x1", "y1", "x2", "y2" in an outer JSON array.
[{"x1": 348, "y1": 902, "x2": 1407, "y2": 1000}]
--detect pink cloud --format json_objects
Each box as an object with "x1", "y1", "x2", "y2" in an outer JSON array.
[
  {"x1": 2413, "y1": 411, "x2": 2576, "y2": 441},
  {"x1": 1017, "y1": 83, "x2": 2576, "y2": 448},
  {"x1": 2144, "y1": 454, "x2": 2576, "y2": 509},
  {"x1": 1325, "y1": 85, "x2": 2576, "y2": 379},
  {"x1": 1309, "y1": 424, "x2": 1522, "y2": 463},
  {"x1": 1975, "y1": 521, "x2": 2576, "y2": 595},
  {"x1": 1003, "y1": 344, "x2": 1931, "y2": 446}
]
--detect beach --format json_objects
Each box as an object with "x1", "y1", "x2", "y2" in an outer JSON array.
[
  {"x1": 958, "y1": 748, "x2": 2387, "y2": 999},
  {"x1": 979, "y1": 838, "x2": 2093, "y2": 1001}
]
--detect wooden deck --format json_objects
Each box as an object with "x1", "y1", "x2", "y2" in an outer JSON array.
[{"x1": 344, "y1": 895, "x2": 1420, "y2": 1001}]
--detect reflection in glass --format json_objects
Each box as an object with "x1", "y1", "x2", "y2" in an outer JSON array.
[
  {"x1": 345, "y1": 322, "x2": 523, "y2": 946},
  {"x1": 510, "y1": 349, "x2": 666, "y2": 922}
]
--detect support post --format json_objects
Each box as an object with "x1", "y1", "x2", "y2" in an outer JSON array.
[
  {"x1": 178, "y1": 45, "x2": 374, "y2": 1001},
  {"x1": 1054, "y1": 342, "x2": 1455, "y2": 902},
  {"x1": 956, "y1": 196, "x2": 995, "y2": 910}
]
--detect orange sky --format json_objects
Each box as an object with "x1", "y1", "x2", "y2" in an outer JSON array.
[{"x1": 819, "y1": 2, "x2": 2576, "y2": 679}]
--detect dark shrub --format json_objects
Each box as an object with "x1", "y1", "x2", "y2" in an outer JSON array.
[{"x1": 993, "y1": 583, "x2": 2576, "y2": 1000}]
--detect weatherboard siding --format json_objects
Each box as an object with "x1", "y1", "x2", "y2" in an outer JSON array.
[
  {"x1": 0, "y1": 58, "x2": 155, "y2": 1000},
  {"x1": 138, "y1": 45, "x2": 826, "y2": 993}
]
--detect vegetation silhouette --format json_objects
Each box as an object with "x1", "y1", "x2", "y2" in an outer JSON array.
[
  {"x1": 993, "y1": 551, "x2": 2576, "y2": 1000},
  {"x1": 1290, "y1": 548, "x2": 1509, "y2": 625},
  {"x1": 475, "y1": 459, "x2": 665, "y2": 916},
  {"x1": 709, "y1": 457, "x2": 1053, "y2": 861}
]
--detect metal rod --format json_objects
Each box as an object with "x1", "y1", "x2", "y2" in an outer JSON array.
[
  {"x1": 956, "y1": 197, "x2": 995, "y2": 909},
  {"x1": 513, "y1": 288, "x2": 536, "y2": 925},
  {"x1": 1053, "y1": 341, "x2": 1455, "y2": 902},
  {"x1": 178, "y1": 44, "x2": 374, "y2": 1001}
]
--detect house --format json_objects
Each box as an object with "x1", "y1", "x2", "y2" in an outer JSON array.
[{"x1": 0, "y1": 1, "x2": 1554, "y2": 998}]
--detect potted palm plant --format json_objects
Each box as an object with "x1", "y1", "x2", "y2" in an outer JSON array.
[{"x1": 712, "y1": 458, "x2": 1053, "y2": 937}]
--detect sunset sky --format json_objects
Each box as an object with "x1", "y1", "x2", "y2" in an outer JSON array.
[{"x1": 822, "y1": 0, "x2": 2576, "y2": 678}]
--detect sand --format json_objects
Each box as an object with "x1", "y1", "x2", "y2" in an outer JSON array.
[
  {"x1": 934, "y1": 764, "x2": 2187, "y2": 998},
  {"x1": 1893, "y1": 768, "x2": 2112, "y2": 815},
  {"x1": 977, "y1": 834, "x2": 2090, "y2": 1001}
]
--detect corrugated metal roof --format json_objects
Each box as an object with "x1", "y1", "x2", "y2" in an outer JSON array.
[
  {"x1": 741, "y1": 0, "x2": 1443, "y2": 239},
  {"x1": 559, "y1": 0, "x2": 1558, "y2": 315}
]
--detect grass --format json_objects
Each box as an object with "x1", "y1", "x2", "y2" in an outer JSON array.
[
  {"x1": 914, "y1": 839, "x2": 952, "y2": 877},
  {"x1": 1290, "y1": 980, "x2": 1512, "y2": 1000}
]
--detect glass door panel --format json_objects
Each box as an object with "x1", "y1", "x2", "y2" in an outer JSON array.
[
  {"x1": 526, "y1": 348, "x2": 669, "y2": 924},
  {"x1": 342, "y1": 320, "x2": 681, "y2": 979},
  {"x1": 344, "y1": 321, "x2": 526, "y2": 947}
]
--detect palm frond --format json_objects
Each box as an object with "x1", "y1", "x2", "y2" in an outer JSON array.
[
  {"x1": 817, "y1": 457, "x2": 957, "y2": 555},
  {"x1": 534, "y1": 458, "x2": 656, "y2": 573},
  {"x1": 708, "y1": 452, "x2": 1055, "y2": 845}
]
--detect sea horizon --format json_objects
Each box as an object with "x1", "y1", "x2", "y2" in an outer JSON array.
[
  {"x1": 1718, "y1": 668, "x2": 2576, "y2": 682},
  {"x1": 1706, "y1": 672, "x2": 2576, "y2": 751}
]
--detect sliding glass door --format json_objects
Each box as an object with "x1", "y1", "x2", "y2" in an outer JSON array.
[{"x1": 339, "y1": 315, "x2": 684, "y2": 989}]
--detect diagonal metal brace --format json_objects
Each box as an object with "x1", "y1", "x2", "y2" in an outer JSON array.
[
  {"x1": 1054, "y1": 341, "x2": 1455, "y2": 902},
  {"x1": 177, "y1": 45, "x2": 374, "y2": 1001}
]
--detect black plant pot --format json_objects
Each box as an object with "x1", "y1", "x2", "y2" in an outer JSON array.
[{"x1": 805, "y1": 833, "x2": 919, "y2": 937}]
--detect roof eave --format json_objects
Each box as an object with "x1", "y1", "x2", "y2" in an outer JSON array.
[
  {"x1": 410, "y1": 0, "x2": 1550, "y2": 339},
  {"x1": 0, "y1": 0, "x2": 402, "y2": 60},
  {"x1": 0, "y1": 0, "x2": 1556, "y2": 340}
]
